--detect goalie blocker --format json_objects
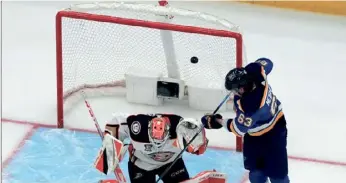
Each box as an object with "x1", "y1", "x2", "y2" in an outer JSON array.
[
  {"x1": 94, "y1": 133, "x2": 127, "y2": 182},
  {"x1": 94, "y1": 113, "x2": 216, "y2": 183}
]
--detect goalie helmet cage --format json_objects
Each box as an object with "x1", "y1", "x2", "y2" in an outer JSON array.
[{"x1": 56, "y1": 2, "x2": 244, "y2": 152}]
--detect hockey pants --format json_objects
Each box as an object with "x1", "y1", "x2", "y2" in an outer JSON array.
[{"x1": 243, "y1": 115, "x2": 290, "y2": 183}]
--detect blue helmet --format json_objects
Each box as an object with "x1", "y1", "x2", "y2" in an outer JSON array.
[{"x1": 224, "y1": 68, "x2": 252, "y2": 92}]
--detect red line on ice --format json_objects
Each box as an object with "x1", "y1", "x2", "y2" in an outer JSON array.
[
  {"x1": 2, "y1": 117, "x2": 346, "y2": 183},
  {"x1": 1, "y1": 123, "x2": 37, "y2": 169},
  {"x1": 3, "y1": 118, "x2": 346, "y2": 167}
]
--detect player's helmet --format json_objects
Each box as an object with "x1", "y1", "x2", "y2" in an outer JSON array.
[
  {"x1": 148, "y1": 116, "x2": 171, "y2": 149},
  {"x1": 225, "y1": 68, "x2": 252, "y2": 92}
]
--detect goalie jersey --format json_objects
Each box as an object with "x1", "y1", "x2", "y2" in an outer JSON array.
[
  {"x1": 226, "y1": 59, "x2": 284, "y2": 137},
  {"x1": 106, "y1": 113, "x2": 184, "y2": 171}
]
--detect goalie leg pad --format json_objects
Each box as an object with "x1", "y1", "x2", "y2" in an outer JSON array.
[
  {"x1": 99, "y1": 180, "x2": 119, "y2": 183},
  {"x1": 181, "y1": 170, "x2": 227, "y2": 183}
]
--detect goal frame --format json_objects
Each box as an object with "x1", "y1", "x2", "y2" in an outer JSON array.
[{"x1": 56, "y1": 7, "x2": 243, "y2": 151}]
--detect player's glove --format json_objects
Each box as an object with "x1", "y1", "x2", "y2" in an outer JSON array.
[
  {"x1": 175, "y1": 118, "x2": 208, "y2": 155},
  {"x1": 201, "y1": 114, "x2": 223, "y2": 129}
]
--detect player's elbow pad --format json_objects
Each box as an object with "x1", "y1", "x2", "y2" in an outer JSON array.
[{"x1": 254, "y1": 57, "x2": 273, "y2": 75}]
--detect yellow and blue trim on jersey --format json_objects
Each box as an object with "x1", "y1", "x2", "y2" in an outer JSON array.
[
  {"x1": 248, "y1": 106, "x2": 283, "y2": 136},
  {"x1": 227, "y1": 107, "x2": 284, "y2": 137},
  {"x1": 228, "y1": 119, "x2": 245, "y2": 137},
  {"x1": 226, "y1": 66, "x2": 283, "y2": 137}
]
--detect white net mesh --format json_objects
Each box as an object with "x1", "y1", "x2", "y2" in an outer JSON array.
[{"x1": 57, "y1": 2, "x2": 246, "y2": 114}]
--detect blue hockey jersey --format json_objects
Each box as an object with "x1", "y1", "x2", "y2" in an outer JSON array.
[{"x1": 226, "y1": 58, "x2": 284, "y2": 137}]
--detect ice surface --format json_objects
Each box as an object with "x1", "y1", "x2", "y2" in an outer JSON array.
[
  {"x1": 2, "y1": 127, "x2": 245, "y2": 183},
  {"x1": 2, "y1": 1, "x2": 346, "y2": 182}
]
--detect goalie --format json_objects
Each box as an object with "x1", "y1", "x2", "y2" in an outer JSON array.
[{"x1": 95, "y1": 113, "x2": 209, "y2": 183}]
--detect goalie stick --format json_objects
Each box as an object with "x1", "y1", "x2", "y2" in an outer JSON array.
[
  {"x1": 156, "y1": 92, "x2": 232, "y2": 183},
  {"x1": 81, "y1": 92, "x2": 127, "y2": 183}
]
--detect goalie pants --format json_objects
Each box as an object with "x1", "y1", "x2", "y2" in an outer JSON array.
[
  {"x1": 128, "y1": 158, "x2": 190, "y2": 183},
  {"x1": 243, "y1": 115, "x2": 289, "y2": 182}
]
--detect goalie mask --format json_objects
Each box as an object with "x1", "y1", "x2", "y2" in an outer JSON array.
[{"x1": 148, "y1": 116, "x2": 171, "y2": 149}]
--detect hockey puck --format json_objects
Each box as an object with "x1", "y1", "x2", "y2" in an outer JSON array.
[{"x1": 190, "y1": 56, "x2": 198, "y2": 64}]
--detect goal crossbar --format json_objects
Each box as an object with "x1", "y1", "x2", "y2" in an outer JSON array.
[{"x1": 56, "y1": 2, "x2": 244, "y2": 152}]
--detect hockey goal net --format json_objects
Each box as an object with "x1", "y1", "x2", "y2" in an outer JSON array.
[{"x1": 56, "y1": 2, "x2": 245, "y2": 151}]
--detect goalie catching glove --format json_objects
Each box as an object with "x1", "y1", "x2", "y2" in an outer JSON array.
[{"x1": 175, "y1": 118, "x2": 208, "y2": 155}]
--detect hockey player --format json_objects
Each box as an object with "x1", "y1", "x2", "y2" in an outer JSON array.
[
  {"x1": 96, "y1": 113, "x2": 209, "y2": 183},
  {"x1": 201, "y1": 58, "x2": 289, "y2": 183}
]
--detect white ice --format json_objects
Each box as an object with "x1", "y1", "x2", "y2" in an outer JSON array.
[
  {"x1": 1, "y1": 123, "x2": 33, "y2": 163},
  {"x1": 2, "y1": 1, "x2": 346, "y2": 182}
]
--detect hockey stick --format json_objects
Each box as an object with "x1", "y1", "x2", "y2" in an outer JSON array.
[
  {"x1": 156, "y1": 92, "x2": 231, "y2": 183},
  {"x1": 82, "y1": 92, "x2": 104, "y2": 140},
  {"x1": 81, "y1": 92, "x2": 127, "y2": 183}
]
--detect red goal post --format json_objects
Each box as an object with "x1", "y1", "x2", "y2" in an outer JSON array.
[{"x1": 56, "y1": 2, "x2": 244, "y2": 152}]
